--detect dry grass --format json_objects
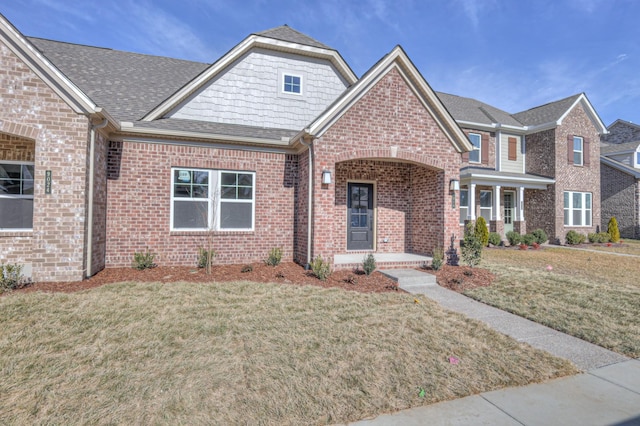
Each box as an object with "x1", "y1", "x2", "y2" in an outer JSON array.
[
  {"x1": 465, "y1": 247, "x2": 640, "y2": 357},
  {"x1": 576, "y1": 238, "x2": 640, "y2": 256},
  {"x1": 1, "y1": 281, "x2": 576, "y2": 425}
]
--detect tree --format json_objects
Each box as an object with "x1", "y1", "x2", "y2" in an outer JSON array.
[
  {"x1": 461, "y1": 222, "x2": 482, "y2": 268},
  {"x1": 607, "y1": 217, "x2": 620, "y2": 243},
  {"x1": 474, "y1": 216, "x2": 489, "y2": 247}
]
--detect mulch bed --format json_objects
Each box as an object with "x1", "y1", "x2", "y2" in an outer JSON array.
[{"x1": 8, "y1": 262, "x2": 496, "y2": 296}]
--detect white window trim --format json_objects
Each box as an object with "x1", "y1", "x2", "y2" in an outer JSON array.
[
  {"x1": 573, "y1": 136, "x2": 584, "y2": 166},
  {"x1": 563, "y1": 191, "x2": 592, "y2": 227},
  {"x1": 0, "y1": 160, "x2": 35, "y2": 232},
  {"x1": 480, "y1": 189, "x2": 492, "y2": 223},
  {"x1": 280, "y1": 71, "x2": 303, "y2": 96},
  {"x1": 170, "y1": 168, "x2": 255, "y2": 232},
  {"x1": 468, "y1": 133, "x2": 481, "y2": 163},
  {"x1": 635, "y1": 150, "x2": 640, "y2": 168},
  {"x1": 459, "y1": 189, "x2": 469, "y2": 225}
]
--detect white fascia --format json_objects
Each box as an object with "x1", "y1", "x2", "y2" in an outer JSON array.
[{"x1": 556, "y1": 94, "x2": 607, "y2": 134}]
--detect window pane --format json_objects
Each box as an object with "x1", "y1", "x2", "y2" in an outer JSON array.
[
  {"x1": 0, "y1": 198, "x2": 34, "y2": 229},
  {"x1": 586, "y1": 212, "x2": 591, "y2": 226},
  {"x1": 238, "y1": 174, "x2": 252, "y2": 186},
  {"x1": 221, "y1": 173, "x2": 236, "y2": 186},
  {"x1": 480, "y1": 209, "x2": 491, "y2": 222},
  {"x1": 460, "y1": 190, "x2": 468, "y2": 206},
  {"x1": 237, "y1": 186, "x2": 252, "y2": 200},
  {"x1": 460, "y1": 207, "x2": 468, "y2": 223},
  {"x1": 220, "y1": 202, "x2": 252, "y2": 229},
  {"x1": 480, "y1": 191, "x2": 492, "y2": 208},
  {"x1": 573, "y1": 193, "x2": 582, "y2": 209},
  {"x1": 174, "y1": 184, "x2": 192, "y2": 198},
  {"x1": 469, "y1": 134, "x2": 481, "y2": 149},
  {"x1": 564, "y1": 192, "x2": 569, "y2": 208},
  {"x1": 175, "y1": 169, "x2": 192, "y2": 183},
  {"x1": 573, "y1": 210, "x2": 582, "y2": 226},
  {"x1": 585, "y1": 193, "x2": 591, "y2": 209},
  {"x1": 574, "y1": 152, "x2": 582, "y2": 165},
  {"x1": 192, "y1": 185, "x2": 208, "y2": 198},
  {"x1": 564, "y1": 209, "x2": 570, "y2": 226},
  {"x1": 193, "y1": 171, "x2": 209, "y2": 185},
  {"x1": 221, "y1": 186, "x2": 236, "y2": 199},
  {"x1": 573, "y1": 137, "x2": 582, "y2": 152},
  {"x1": 173, "y1": 201, "x2": 208, "y2": 228}
]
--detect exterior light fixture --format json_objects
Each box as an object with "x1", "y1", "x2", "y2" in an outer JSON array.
[
  {"x1": 322, "y1": 170, "x2": 332, "y2": 184},
  {"x1": 449, "y1": 179, "x2": 460, "y2": 208}
]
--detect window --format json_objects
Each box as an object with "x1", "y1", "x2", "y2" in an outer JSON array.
[
  {"x1": 0, "y1": 162, "x2": 34, "y2": 230},
  {"x1": 564, "y1": 191, "x2": 592, "y2": 227},
  {"x1": 468, "y1": 133, "x2": 481, "y2": 163},
  {"x1": 480, "y1": 190, "x2": 492, "y2": 223},
  {"x1": 171, "y1": 168, "x2": 255, "y2": 231},
  {"x1": 573, "y1": 136, "x2": 583, "y2": 166},
  {"x1": 636, "y1": 151, "x2": 640, "y2": 168},
  {"x1": 459, "y1": 189, "x2": 468, "y2": 223},
  {"x1": 283, "y1": 74, "x2": 301, "y2": 94}
]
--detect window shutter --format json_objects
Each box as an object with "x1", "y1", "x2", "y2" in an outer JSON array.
[
  {"x1": 583, "y1": 137, "x2": 590, "y2": 166},
  {"x1": 481, "y1": 134, "x2": 489, "y2": 164},
  {"x1": 567, "y1": 134, "x2": 574, "y2": 164},
  {"x1": 508, "y1": 137, "x2": 517, "y2": 161}
]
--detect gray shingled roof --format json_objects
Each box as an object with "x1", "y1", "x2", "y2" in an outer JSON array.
[
  {"x1": 436, "y1": 92, "x2": 523, "y2": 127},
  {"x1": 28, "y1": 37, "x2": 209, "y2": 122},
  {"x1": 256, "y1": 25, "x2": 331, "y2": 50},
  {"x1": 601, "y1": 141, "x2": 640, "y2": 154},
  {"x1": 512, "y1": 94, "x2": 582, "y2": 126},
  {"x1": 131, "y1": 118, "x2": 299, "y2": 141}
]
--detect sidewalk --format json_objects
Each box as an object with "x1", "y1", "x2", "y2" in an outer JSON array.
[{"x1": 348, "y1": 269, "x2": 640, "y2": 426}]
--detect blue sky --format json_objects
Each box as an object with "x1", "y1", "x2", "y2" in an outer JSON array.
[{"x1": 2, "y1": 0, "x2": 638, "y2": 126}]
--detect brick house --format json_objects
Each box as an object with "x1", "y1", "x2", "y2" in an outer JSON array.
[
  {"x1": 600, "y1": 120, "x2": 640, "y2": 238},
  {"x1": 0, "y1": 15, "x2": 473, "y2": 282},
  {"x1": 437, "y1": 93, "x2": 606, "y2": 244}
]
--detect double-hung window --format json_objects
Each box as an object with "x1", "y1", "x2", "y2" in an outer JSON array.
[
  {"x1": 459, "y1": 189, "x2": 469, "y2": 224},
  {"x1": 563, "y1": 191, "x2": 591, "y2": 226},
  {"x1": 480, "y1": 190, "x2": 492, "y2": 223},
  {"x1": 0, "y1": 162, "x2": 34, "y2": 230},
  {"x1": 171, "y1": 168, "x2": 255, "y2": 231},
  {"x1": 573, "y1": 136, "x2": 583, "y2": 166},
  {"x1": 468, "y1": 133, "x2": 481, "y2": 163},
  {"x1": 283, "y1": 74, "x2": 301, "y2": 94}
]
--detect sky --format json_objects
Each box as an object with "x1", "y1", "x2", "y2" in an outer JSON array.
[{"x1": 2, "y1": 0, "x2": 639, "y2": 126}]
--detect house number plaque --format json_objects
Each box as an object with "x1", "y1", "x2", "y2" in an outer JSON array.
[{"x1": 45, "y1": 170, "x2": 52, "y2": 194}]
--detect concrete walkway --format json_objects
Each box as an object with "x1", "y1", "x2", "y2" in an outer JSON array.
[{"x1": 348, "y1": 269, "x2": 640, "y2": 426}]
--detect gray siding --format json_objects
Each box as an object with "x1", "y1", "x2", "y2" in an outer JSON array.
[
  {"x1": 169, "y1": 48, "x2": 349, "y2": 130},
  {"x1": 610, "y1": 153, "x2": 633, "y2": 167},
  {"x1": 499, "y1": 133, "x2": 524, "y2": 173}
]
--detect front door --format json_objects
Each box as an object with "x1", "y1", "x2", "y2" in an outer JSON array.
[
  {"x1": 504, "y1": 191, "x2": 515, "y2": 234},
  {"x1": 347, "y1": 183, "x2": 374, "y2": 250}
]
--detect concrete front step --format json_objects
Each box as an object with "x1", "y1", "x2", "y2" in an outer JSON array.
[
  {"x1": 333, "y1": 253, "x2": 432, "y2": 271},
  {"x1": 379, "y1": 268, "x2": 437, "y2": 291}
]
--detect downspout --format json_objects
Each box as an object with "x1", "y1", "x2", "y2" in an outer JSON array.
[
  {"x1": 299, "y1": 133, "x2": 314, "y2": 268},
  {"x1": 86, "y1": 117, "x2": 108, "y2": 278}
]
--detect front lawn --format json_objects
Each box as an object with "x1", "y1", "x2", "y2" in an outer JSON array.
[
  {"x1": 0, "y1": 281, "x2": 576, "y2": 424},
  {"x1": 465, "y1": 247, "x2": 640, "y2": 357}
]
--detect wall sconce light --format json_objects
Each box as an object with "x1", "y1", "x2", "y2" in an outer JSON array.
[
  {"x1": 449, "y1": 179, "x2": 459, "y2": 208},
  {"x1": 322, "y1": 170, "x2": 332, "y2": 184}
]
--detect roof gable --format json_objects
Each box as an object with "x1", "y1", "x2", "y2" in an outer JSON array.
[
  {"x1": 299, "y1": 46, "x2": 472, "y2": 153},
  {"x1": 256, "y1": 25, "x2": 330, "y2": 49},
  {"x1": 0, "y1": 13, "x2": 95, "y2": 114},
  {"x1": 142, "y1": 27, "x2": 356, "y2": 122}
]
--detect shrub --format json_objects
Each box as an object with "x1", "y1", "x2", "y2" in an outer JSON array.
[
  {"x1": 197, "y1": 248, "x2": 217, "y2": 269},
  {"x1": 607, "y1": 217, "x2": 620, "y2": 243},
  {"x1": 241, "y1": 265, "x2": 253, "y2": 273},
  {"x1": 362, "y1": 254, "x2": 376, "y2": 276},
  {"x1": 0, "y1": 263, "x2": 28, "y2": 292},
  {"x1": 565, "y1": 230, "x2": 586, "y2": 245},
  {"x1": 506, "y1": 231, "x2": 521, "y2": 246},
  {"x1": 310, "y1": 256, "x2": 331, "y2": 281},
  {"x1": 431, "y1": 246, "x2": 444, "y2": 271},
  {"x1": 531, "y1": 229, "x2": 548, "y2": 244},
  {"x1": 588, "y1": 232, "x2": 610, "y2": 244},
  {"x1": 522, "y1": 233, "x2": 536, "y2": 246},
  {"x1": 132, "y1": 249, "x2": 157, "y2": 270},
  {"x1": 461, "y1": 222, "x2": 482, "y2": 268},
  {"x1": 474, "y1": 217, "x2": 490, "y2": 247},
  {"x1": 488, "y1": 232, "x2": 501, "y2": 246},
  {"x1": 265, "y1": 247, "x2": 283, "y2": 266}
]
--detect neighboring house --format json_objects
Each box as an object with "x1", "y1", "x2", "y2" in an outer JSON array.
[
  {"x1": 437, "y1": 92, "x2": 606, "y2": 244},
  {"x1": 0, "y1": 15, "x2": 471, "y2": 282},
  {"x1": 600, "y1": 120, "x2": 640, "y2": 238}
]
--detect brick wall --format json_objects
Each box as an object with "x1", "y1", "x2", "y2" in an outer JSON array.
[
  {"x1": 307, "y1": 67, "x2": 461, "y2": 262},
  {"x1": 0, "y1": 133, "x2": 35, "y2": 161},
  {"x1": 90, "y1": 130, "x2": 109, "y2": 274},
  {"x1": 105, "y1": 141, "x2": 296, "y2": 267},
  {"x1": 0, "y1": 42, "x2": 91, "y2": 282},
  {"x1": 524, "y1": 129, "x2": 557, "y2": 240},
  {"x1": 601, "y1": 163, "x2": 639, "y2": 238},
  {"x1": 294, "y1": 149, "x2": 308, "y2": 265}
]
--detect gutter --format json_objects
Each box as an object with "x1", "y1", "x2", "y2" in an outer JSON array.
[{"x1": 86, "y1": 117, "x2": 108, "y2": 278}]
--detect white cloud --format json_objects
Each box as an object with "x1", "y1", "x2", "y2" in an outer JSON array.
[{"x1": 453, "y1": 0, "x2": 497, "y2": 29}]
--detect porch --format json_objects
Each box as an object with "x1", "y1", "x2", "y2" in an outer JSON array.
[{"x1": 333, "y1": 252, "x2": 432, "y2": 270}]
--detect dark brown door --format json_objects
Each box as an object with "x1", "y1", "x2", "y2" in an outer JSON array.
[{"x1": 347, "y1": 183, "x2": 374, "y2": 250}]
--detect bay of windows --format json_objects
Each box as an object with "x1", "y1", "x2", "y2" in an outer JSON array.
[{"x1": 564, "y1": 191, "x2": 591, "y2": 226}]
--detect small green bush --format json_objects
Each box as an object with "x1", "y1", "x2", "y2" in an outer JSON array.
[
  {"x1": 362, "y1": 254, "x2": 376, "y2": 276},
  {"x1": 133, "y1": 249, "x2": 157, "y2": 270},
  {"x1": 197, "y1": 248, "x2": 217, "y2": 269},
  {"x1": 461, "y1": 222, "x2": 482, "y2": 268},
  {"x1": 488, "y1": 232, "x2": 501, "y2": 246},
  {"x1": 531, "y1": 229, "x2": 548, "y2": 244},
  {"x1": 0, "y1": 263, "x2": 27, "y2": 292},
  {"x1": 474, "y1": 217, "x2": 490, "y2": 247},
  {"x1": 607, "y1": 217, "x2": 620, "y2": 243},
  {"x1": 588, "y1": 232, "x2": 610, "y2": 243},
  {"x1": 565, "y1": 230, "x2": 586, "y2": 245},
  {"x1": 431, "y1": 246, "x2": 444, "y2": 271},
  {"x1": 311, "y1": 256, "x2": 331, "y2": 281},
  {"x1": 506, "y1": 231, "x2": 521, "y2": 246},
  {"x1": 522, "y1": 233, "x2": 536, "y2": 246},
  {"x1": 265, "y1": 247, "x2": 283, "y2": 266}
]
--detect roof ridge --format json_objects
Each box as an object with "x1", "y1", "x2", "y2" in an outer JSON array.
[
  {"x1": 514, "y1": 93, "x2": 582, "y2": 116},
  {"x1": 255, "y1": 25, "x2": 331, "y2": 50}
]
